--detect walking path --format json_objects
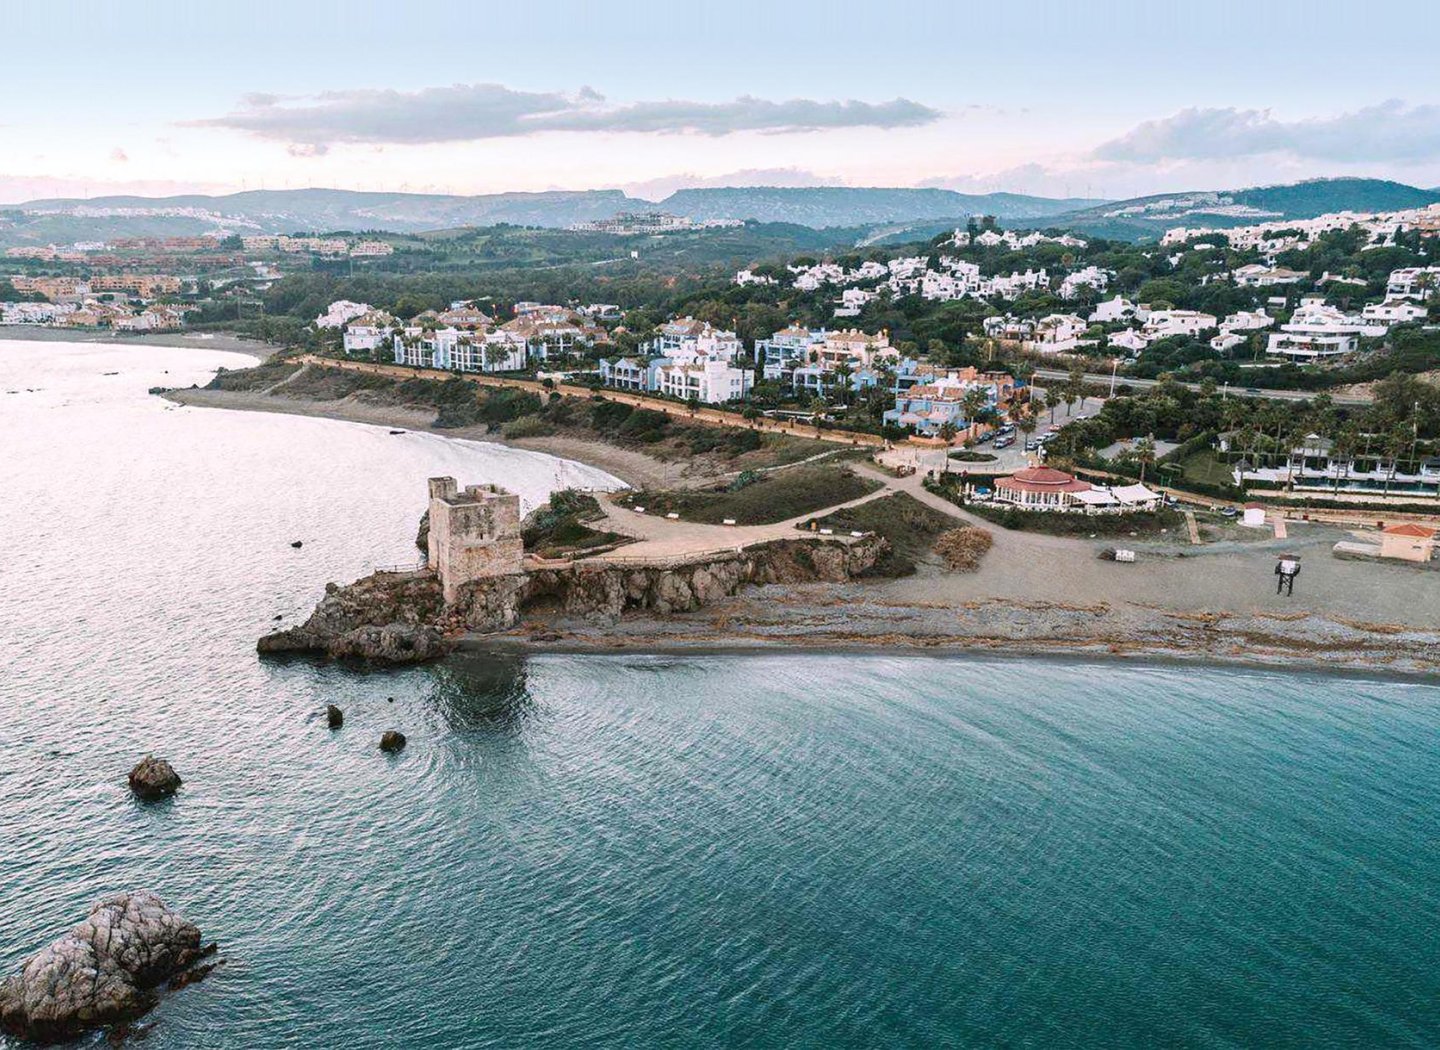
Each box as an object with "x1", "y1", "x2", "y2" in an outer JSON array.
[{"x1": 575, "y1": 484, "x2": 897, "y2": 565}]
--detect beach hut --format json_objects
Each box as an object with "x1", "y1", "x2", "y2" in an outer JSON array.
[
  {"x1": 1379, "y1": 523, "x2": 1438, "y2": 563},
  {"x1": 1242, "y1": 502, "x2": 1267, "y2": 528}
]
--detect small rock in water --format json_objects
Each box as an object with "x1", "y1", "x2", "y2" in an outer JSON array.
[
  {"x1": 290, "y1": 540, "x2": 303, "y2": 549},
  {"x1": 272, "y1": 614, "x2": 283, "y2": 621},
  {"x1": 326, "y1": 705, "x2": 343, "y2": 729},
  {"x1": 379, "y1": 730, "x2": 407, "y2": 753},
  {"x1": 127, "y1": 756, "x2": 181, "y2": 800}
]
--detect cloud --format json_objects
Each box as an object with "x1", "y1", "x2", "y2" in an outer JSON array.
[
  {"x1": 622, "y1": 167, "x2": 845, "y2": 201},
  {"x1": 109, "y1": 147, "x2": 129, "y2": 163},
  {"x1": 1093, "y1": 100, "x2": 1440, "y2": 164},
  {"x1": 190, "y1": 83, "x2": 942, "y2": 147}
]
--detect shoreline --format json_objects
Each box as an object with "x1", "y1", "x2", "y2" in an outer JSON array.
[
  {"x1": 165, "y1": 385, "x2": 707, "y2": 489},
  {"x1": 0, "y1": 326, "x2": 277, "y2": 360},
  {"x1": 459, "y1": 585, "x2": 1440, "y2": 680},
  {"x1": 463, "y1": 633, "x2": 1440, "y2": 683}
]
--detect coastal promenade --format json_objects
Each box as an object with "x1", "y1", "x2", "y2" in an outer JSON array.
[{"x1": 296, "y1": 355, "x2": 886, "y2": 449}]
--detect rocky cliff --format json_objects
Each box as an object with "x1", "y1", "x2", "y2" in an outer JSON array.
[{"x1": 257, "y1": 537, "x2": 885, "y2": 662}]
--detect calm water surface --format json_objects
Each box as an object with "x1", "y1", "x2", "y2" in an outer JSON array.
[{"x1": 3, "y1": 341, "x2": 1440, "y2": 1048}]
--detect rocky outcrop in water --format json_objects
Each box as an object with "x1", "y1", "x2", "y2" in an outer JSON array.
[
  {"x1": 258, "y1": 537, "x2": 886, "y2": 662},
  {"x1": 127, "y1": 756, "x2": 181, "y2": 800},
  {"x1": 257, "y1": 571, "x2": 450, "y2": 663},
  {"x1": 0, "y1": 891, "x2": 213, "y2": 1044},
  {"x1": 326, "y1": 705, "x2": 344, "y2": 729},
  {"x1": 379, "y1": 730, "x2": 407, "y2": 753}
]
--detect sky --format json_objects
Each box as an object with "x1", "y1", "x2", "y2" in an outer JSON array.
[{"x1": 1, "y1": 0, "x2": 1438, "y2": 203}]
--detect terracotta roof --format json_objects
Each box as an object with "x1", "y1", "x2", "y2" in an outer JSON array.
[
  {"x1": 994, "y1": 466, "x2": 1091, "y2": 495},
  {"x1": 1383, "y1": 523, "x2": 1437, "y2": 538}
]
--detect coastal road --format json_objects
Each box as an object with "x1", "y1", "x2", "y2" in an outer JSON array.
[{"x1": 1031, "y1": 367, "x2": 1371, "y2": 407}]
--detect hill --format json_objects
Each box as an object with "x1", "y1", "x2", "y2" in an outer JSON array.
[
  {"x1": 1, "y1": 185, "x2": 1104, "y2": 243},
  {"x1": 1044, "y1": 178, "x2": 1440, "y2": 241},
  {"x1": 658, "y1": 186, "x2": 1105, "y2": 227}
]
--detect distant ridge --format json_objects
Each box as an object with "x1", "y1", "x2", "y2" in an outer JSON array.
[
  {"x1": 1, "y1": 185, "x2": 1103, "y2": 240},
  {"x1": 2, "y1": 177, "x2": 1434, "y2": 245},
  {"x1": 1040, "y1": 178, "x2": 1440, "y2": 241}
]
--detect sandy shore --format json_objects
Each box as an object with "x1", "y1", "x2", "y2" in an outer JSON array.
[
  {"x1": 0, "y1": 327, "x2": 277, "y2": 360},
  {"x1": 164, "y1": 385, "x2": 684, "y2": 489}
]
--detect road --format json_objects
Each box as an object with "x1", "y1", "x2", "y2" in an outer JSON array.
[{"x1": 1030, "y1": 367, "x2": 1370, "y2": 407}]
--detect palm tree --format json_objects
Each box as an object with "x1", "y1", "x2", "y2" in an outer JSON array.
[{"x1": 1133, "y1": 436, "x2": 1157, "y2": 484}]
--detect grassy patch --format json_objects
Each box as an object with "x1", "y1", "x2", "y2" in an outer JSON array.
[
  {"x1": 1172, "y1": 447, "x2": 1238, "y2": 489},
  {"x1": 204, "y1": 360, "x2": 301, "y2": 392},
  {"x1": 811, "y1": 492, "x2": 958, "y2": 577},
  {"x1": 521, "y1": 490, "x2": 628, "y2": 557},
  {"x1": 621, "y1": 465, "x2": 881, "y2": 525}
]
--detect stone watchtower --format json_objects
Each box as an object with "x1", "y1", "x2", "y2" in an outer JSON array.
[{"x1": 426, "y1": 477, "x2": 524, "y2": 603}]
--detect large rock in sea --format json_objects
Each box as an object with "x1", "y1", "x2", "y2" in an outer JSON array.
[
  {"x1": 127, "y1": 756, "x2": 181, "y2": 800},
  {"x1": 0, "y1": 891, "x2": 209, "y2": 1044},
  {"x1": 379, "y1": 730, "x2": 407, "y2": 753},
  {"x1": 256, "y1": 571, "x2": 451, "y2": 665}
]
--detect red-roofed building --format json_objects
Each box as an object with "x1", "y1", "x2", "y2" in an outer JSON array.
[
  {"x1": 992, "y1": 466, "x2": 1092, "y2": 511},
  {"x1": 1380, "y1": 522, "x2": 1438, "y2": 563}
]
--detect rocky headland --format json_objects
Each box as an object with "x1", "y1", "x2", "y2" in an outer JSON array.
[
  {"x1": 257, "y1": 536, "x2": 886, "y2": 663},
  {"x1": 0, "y1": 891, "x2": 216, "y2": 1044}
]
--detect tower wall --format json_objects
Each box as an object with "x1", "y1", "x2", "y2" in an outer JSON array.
[{"x1": 426, "y1": 477, "x2": 524, "y2": 603}]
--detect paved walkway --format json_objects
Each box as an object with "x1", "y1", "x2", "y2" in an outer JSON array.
[{"x1": 578, "y1": 484, "x2": 896, "y2": 564}]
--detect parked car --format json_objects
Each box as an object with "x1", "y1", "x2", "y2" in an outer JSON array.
[
  {"x1": 1024, "y1": 440, "x2": 1039, "y2": 451},
  {"x1": 994, "y1": 437, "x2": 1014, "y2": 449}
]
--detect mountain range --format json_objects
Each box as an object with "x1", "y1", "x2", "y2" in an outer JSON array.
[
  {"x1": 0, "y1": 186, "x2": 1101, "y2": 241},
  {"x1": 1, "y1": 178, "x2": 1435, "y2": 246}
]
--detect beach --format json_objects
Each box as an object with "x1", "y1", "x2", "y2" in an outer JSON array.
[
  {"x1": 168, "y1": 376, "x2": 1440, "y2": 677},
  {"x1": 0, "y1": 325, "x2": 276, "y2": 360}
]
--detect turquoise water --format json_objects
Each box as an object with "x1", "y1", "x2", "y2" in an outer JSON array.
[{"x1": 3, "y1": 342, "x2": 1440, "y2": 1048}]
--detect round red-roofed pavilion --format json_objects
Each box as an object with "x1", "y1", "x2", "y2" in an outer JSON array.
[{"x1": 993, "y1": 466, "x2": 1092, "y2": 510}]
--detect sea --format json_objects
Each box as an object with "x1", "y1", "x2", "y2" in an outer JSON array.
[{"x1": 3, "y1": 339, "x2": 1440, "y2": 1049}]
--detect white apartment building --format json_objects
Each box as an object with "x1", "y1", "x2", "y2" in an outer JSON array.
[
  {"x1": 1059, "y1": 266, "x2": 1112, "y2": 299},
  {"x1": 1024, "y1": 314, "x2": 1087, "y2": 353},
  {"x1": 1266, "y1": 303, "x2": 1382, "y2": 360},
  {"x1": 342, "y1": 312, "x2": 395, "y2": 353},
  {"x1": 1089, "y1": 295, "x2": 1136, "y2": 324},
  {"x1": 654, "y1": 359, "x2": 753, "y2": 404},
  {"x1": 1386, "y1": 266, "x2": 1440, "y2": 301},
  {"x1": 1361, "y1": 301, "x2": 1428, "y2": 324},
  {"x1": 1142, "y1": 310, "x2": 1218, "y2": 340},
  {"x1": 316, "y1": 300, "x2": 373, "y2": 328}
]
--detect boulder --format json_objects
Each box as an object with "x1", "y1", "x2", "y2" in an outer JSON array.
[
  {"x1": 0, "y1": 891, "x2": 207, "y2": 1044},
  {"x1": 127, "y1": 757, "x2": 180, "y2": 801},
  {"x1": 325, "y1": 705, "x2": 343, "y2": 729},
  {"x1": 379, "y1": 730, "x2": 407, "y2": 753}
]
